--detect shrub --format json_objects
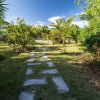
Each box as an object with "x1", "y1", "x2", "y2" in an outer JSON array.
[{"x1": 84, "y1": 34, "x2": 100, "y2": 54}]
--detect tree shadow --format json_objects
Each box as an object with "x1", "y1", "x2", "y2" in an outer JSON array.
[{"x1": 61, "y1": 52, "x2": 83, "y2": 56}]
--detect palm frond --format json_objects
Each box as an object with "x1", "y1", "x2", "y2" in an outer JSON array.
[{"x1": 0, "y1": 0, "x2": 8, "y2": 19}]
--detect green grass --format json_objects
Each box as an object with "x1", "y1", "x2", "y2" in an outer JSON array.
[
  {"x1": 0, "y1": 45, "x2": 28, "y2": 100},
  {"x1": 0, "y1": 43, "x2": 100, "y2": 100}
]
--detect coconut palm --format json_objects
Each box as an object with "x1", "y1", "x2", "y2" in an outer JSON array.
[
  {"x1": 50, "y1": 18, "x2": 65, "y2": 43},
  {"x1": 50, "y1": 17, "x2": 75, "y2": 45},
  {"x1": 0, "y1": 0, "x2": 7, "y2": 19},
  {"x1": 62, "y1": 16, "x2": 75, "y2": 46}
]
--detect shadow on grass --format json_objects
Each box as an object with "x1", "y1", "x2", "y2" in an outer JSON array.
[
  {"x1": 61, "y1": 52, "x2": 83, "y2": 56},
  {"x1": 0, "y1": 49, "x2": 28, "y2": 100},
  {"x1": 46, "y1": 52, "x2": 83, "y2": 57},
  {"x1": 50, "y1": 56, "x2": 100, "y2": 100},
  {"x1": 0, "y1": 49, "x2": 19, "y2": 61}
]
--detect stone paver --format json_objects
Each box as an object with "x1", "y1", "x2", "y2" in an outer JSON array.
[
  {"x1": 42, "y1": 52, "x2": 46, "y2": 54},
  {"x1": 23, "y1": 78, "x2": 47, "y2": 86},
  {"x1": 27, "y1": 62, "x2": 41, "y2": 66},
  {"x1": 52, "y1": 76, "x2": 70, "y2": 93},
  {"x1": 41, "y1": 69, "x2": 58, "y2": 74},
  {"x1": 29, "y1": 54, "x2": 35, "y2": 57},
  {"x1": 27, "y1": 58, "x2": 34, "y2": 63},
  {"x1": 42, "y1": 48, "x2": 47, "y2": 52},
  {"x1": 32, "y1": 50, "x2": 35, "y2": 52},
  {"x1": 40, "y1": 59, "x2": 51, "y2": 62},
  {"x1": 19, "y1": 91, "x2": 35, "y2": 100},
  {"x1": 26, "y1": 67, "x2": 33, "y2": 75},
  {"x1": 47, "y1": 62, "x2": 55, "y2": 67},
  {"x1": 43, "y1": 55, "x2": 48, "y2": 58}
]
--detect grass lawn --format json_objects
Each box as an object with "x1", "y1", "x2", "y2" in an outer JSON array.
[{"x1": 0, "y1": 43, "x2": 100, "y2": 100}]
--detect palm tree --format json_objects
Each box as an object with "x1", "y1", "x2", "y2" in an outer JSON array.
[
  {"x1": 50, "y1": 17, "x2": 75, "y2": 46},
  {"x1": 69, "y1": 24, "x2": 80, "y2": 45},
  {"x1": 0, "y1": 0, "x2": 7, "y2": 35},
  {"x1": 50, "y1": 18, "x2": 65, "y2": 43},
  {"x1": 62, "y1": 16, "x2": 75, "y2": 46},
  {"x1": 0, "y1": 0, "x2": 7, "y2": 19}
]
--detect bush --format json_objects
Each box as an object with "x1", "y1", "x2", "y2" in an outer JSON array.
[
  {"x1": 84, "y1": 34, "x2": 100, "y2": 54},
  {"x1": 26, "y1": 45, "x2": 35, "y2": 51}
]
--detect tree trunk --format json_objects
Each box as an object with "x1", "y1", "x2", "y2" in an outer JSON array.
[
  {"x1": 52, "y1": 41, "x2": 54, "y2": 46},
  {"x1": 75, "y1": 39, "x2": 78, "y2": 45},
  {"x1": 63, "y1": 40, "x2": 66, "y2": 52},
  {"x1": 63, "y1": 40, "x2": 65, "y2": 46},
  {"x1": 13, "y1": 43, "x2": 16, "y2": 52}
]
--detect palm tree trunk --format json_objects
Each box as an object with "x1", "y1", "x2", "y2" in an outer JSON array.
[
  {"x1": 63, "y1": 40, "x2": 65, "y2": 46},
  {"x1": 75, "y1": 39, "x2": 78, "y2": 45}
]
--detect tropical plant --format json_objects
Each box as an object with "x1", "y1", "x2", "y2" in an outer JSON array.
[
  {"x1": 62, "y1": 17, "x2": 75, "y2": 46},
  {"x1": 50, "y1": 18, "x2": 65, "y2": 44},
  {"x1": 69, "y1": 24, "x2": 80, "y2": 45},
  {"x1": 49, "y1": 17, "x2": 75, "y2": 47},
  {"x1": 0, "y1": 0, "x2": 7, "y2": 19}
]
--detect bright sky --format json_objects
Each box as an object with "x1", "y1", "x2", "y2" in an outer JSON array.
[{"x1": 5, "y1": 0, "x2": 87, "y2": 27}]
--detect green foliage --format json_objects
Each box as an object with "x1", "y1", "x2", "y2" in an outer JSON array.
[
  {"x1": 62, "y1": 17, "x2": 75, "y2": 39},
  {"x1": 6, "y1": 18, "x2": 35, "y2": 52},
  {"x1": 76, "y1": 0, "x2": 100, "y2": 54},
  {"x1": 69, "y1": 24, "x2": 80, "y2": 45},
  {"x1": 0, "y1": 53, "x2": 6, "y2": 61},
  {"x1": 79, "y1": 27, "x2": 89, "y2": 44},
  {"x1": 84, "y1": 34, "x2": 100, "y2": 53},
  {"x1": 0, "y1": 0, "x2": 7, "y2": 19},
  {"x1": 31, "y1": 25, "x2": 49, "y2": 40},
  {"x1": 49, "y1": 17, "x2": 75, "y2": 45},
  {"x1": 50, "y1": 18, "x2": 65, "y2": 43}
]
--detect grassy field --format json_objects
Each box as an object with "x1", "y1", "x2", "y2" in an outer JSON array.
[{"x1": 0, "y1": 43, "x2": 100, "y2": 100}]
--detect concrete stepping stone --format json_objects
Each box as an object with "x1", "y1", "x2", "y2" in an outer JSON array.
[
  {"x1": 42, "y1": 47, "x2": 47, "y2": 50},
  {"x1": 19, "y1": 91, "x2": 35, "y2": 100},
  {"x1": 30, "y1": 52, "x2": 34, "y2": 54},
  {"x1": 41, "y1": 69, "x2": 58, "y2": 74},
  {"x1": 27, "y1": 58, "x2": 34, "y2": 63},
  {"x1": 32, "y1": 50, "x2": 35, "y2": 52},
  {"x1": 30, "y1": 55, "x2": 40, "y2": 58},
  {"x1": 52, "y1": 76, "x2": 69, "y2": 93},
  {"x1": 30, "y1": 50, "x2": 35, "y2": 54},
  {"x1": 40, "y1": 59, "x2": 51, "y2": 62},
  {"x1": 29, "y1": 54, "x2": 35, "y2": 57},
  {"x1": 43, "y1": 55, "x2": 48, "y2": 58},
  {"x1": 41, "y1": 52, "x2": 46, "y2": 54},
  {"x1": 26, "y1": 67, "x2": 33, "y2": 75},
  {"x1": 35, "y1": 55, "x2": 41, "y2": 58},
  {"x1": 42, "y1": 48, "x2": 47, "y2": 52},
  {"x1": 47, "y1": 62, "x2": 55, "y2": 67},
  {"x1": 23, "y1": 78, "x2": 47, "y2": 86},
  {"x1": 27, "y1": 62, "x2": 41, "y2": 66}
]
